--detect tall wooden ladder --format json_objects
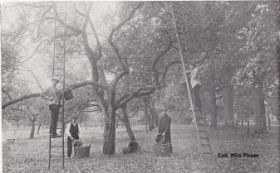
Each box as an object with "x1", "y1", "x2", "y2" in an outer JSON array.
[
  {"x1": 48, "y1": 7, "x2": 67, "y2": 170},
  {"x1": 170, "y1": 2, "x2": 213, "y2": 155}
]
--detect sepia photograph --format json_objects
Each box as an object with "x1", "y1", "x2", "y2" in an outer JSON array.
[{"x1": 1, "y1": 1, "x2": 279, "y2": 173}]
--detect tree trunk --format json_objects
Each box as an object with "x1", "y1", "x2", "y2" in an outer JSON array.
[
  {"x1": 121, "y1": 105, "x2": 141, "y2": 154},
  {"x1": 150, "y1": 100, "x2": 159, "y2": 127},
  {"x1": 143, "y1": 97, "x2": 154, "y2": 131},
  {"x1": 254, "y1": 79, "x2": 266, "y2": 133},
  {"x1": 103, "y1": 104, "x2": 116, "y2": 154},
  {"x1": 209, "y1": 89, "x2": 217, "y2": 127},
  {"x1": 37, "y1": 122, "x2": 41, "y2": 135},
  {"x1": 223, "y1": 86, "x2": 234, "y2": 127},
  {"x1": 121, "y1": 106, "x2": 136, "y2": 141},
  {"x1": 29, "y1": 119, "x2": 35, "y2": 139}
]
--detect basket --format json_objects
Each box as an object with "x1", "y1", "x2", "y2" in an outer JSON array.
[
  {"x1": 64, "y1": 89, "x2": 73, "y2": 100},
  {"x1": 74, "y1": 145, "x2": 91, "y2": 158},
  {"x1": 153, "y1": 143, "x2": 172, "y2": 157}
]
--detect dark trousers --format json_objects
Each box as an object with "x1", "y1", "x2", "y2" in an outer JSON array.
[
  {"x1": 49, "y1": 104, "x2": 60, "y2": 135},
  {"x1": 193, "y1": 85, "x2": 202, "y2": 110},
  {"x1": 67, "y1": 136, "x2": 79, "y2": 157}
]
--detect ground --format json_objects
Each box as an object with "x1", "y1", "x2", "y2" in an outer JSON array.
[{"x1": 2, "y1": 124, "x2": 279, "y2": 173}]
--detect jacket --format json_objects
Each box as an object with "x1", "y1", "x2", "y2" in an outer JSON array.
[{"x1": 41, "y1": 86, "x2": 62, "y2": 105}]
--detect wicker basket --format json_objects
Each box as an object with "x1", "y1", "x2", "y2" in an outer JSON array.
[
  {"x1": 153, "y1": 143, "x2": 172, "y2": 157},
  {"x1": 74, "y1": 145, "x2": 91, "y2": 158}
]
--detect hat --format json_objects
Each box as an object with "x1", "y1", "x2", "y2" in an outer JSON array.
[
  {"x1": 71, "y1": 116, "x2": 77, "y2": 119},
  {"x1": 51, "y1": 77, "x2": 59, "y2": 83}
]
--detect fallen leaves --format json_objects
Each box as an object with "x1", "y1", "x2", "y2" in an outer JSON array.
[{"x1": 3, "y1": 125, "x2": 279, "y2": 173}]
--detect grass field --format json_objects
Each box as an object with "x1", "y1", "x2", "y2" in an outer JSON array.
[{"x1": 2, "y1": 124, "x2": 279, "y2": 173}]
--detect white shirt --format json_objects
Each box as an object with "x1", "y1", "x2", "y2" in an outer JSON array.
[
  {"x1": 190, "y1": 67, "x2": 202, "y2": 88},
  {"x1": 65, "y1": 123, "x2": 82, "y2": 138}
]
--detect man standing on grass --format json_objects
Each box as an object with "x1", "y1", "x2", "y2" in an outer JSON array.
[
  {"x1": 66, "y1": 116, "x2": 82, "y2": 158},
  {"x1": 41, "y1": 78, "x2": 62, "y2": 138},
  {"x1": 156, "y1": 107, "x2": 172, "y2": 153}
]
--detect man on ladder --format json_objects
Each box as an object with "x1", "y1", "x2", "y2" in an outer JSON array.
[
  {"x1": 187, "y1": 63, "x2": 202, "y2": 112},
  {"x1": 41, "y1": 77, "x2": 62, "y2": 138},
  {"x1": 170, "y1": 2, "x2": 212, "y2": 155}
]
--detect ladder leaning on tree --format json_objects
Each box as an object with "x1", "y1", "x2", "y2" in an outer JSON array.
[
  {"x1": 169, "y1": 2, "x2": 213, "y2": 155},
  {"x1": 48, "y1": 6, "x2": 67, "y2": 170}
]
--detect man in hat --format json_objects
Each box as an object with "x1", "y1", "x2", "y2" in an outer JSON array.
[
  {"x1": 156, "y1": 107, "x2": 172, "y2": 152},
  {"x1": 66, "y1": 116, "x2": 82, "y2": 158},
  {"x1": 41, "y1": 78, "x2": 62, "y2": 138}
]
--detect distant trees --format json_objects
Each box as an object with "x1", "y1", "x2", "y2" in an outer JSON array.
[{"x1": 2, "y1": 1, "x2": 278, "y2": 152}]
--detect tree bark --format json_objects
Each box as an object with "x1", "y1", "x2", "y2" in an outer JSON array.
[
  {"x1": 150, "y1": 100, "x2": 159, "y2": 127},
  {"x1": 29, "y1": 118, "x2": 35, "y2": 139},
  {"x1": 254, "y1": 79, "x2": 266, "y2": 133},
  {"x1": 103, "y1": 104, "x2": 116, "y2": 154},
  {"x1": 37, "y1": 122, "x2": 41, "y2": 135},
  {"x1": 223, "y1": 86, "x2": 234, "y2": 127},
  {"x1": 143, "y1": 97, "x2": 154, "y2": 131},
  {"x1": 209, "y1": 89, "x2": 217, "y2": 127},
  {"x1": 121, "y1": 106, "x2": 136, "y2": 141}
]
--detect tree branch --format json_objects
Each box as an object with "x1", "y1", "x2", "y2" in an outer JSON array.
[
  {"x1": 44, "y1": 17, "x2": 83, "y2": 34},
  {"x1": 16, "y1": 67, "x2": 44, "y2": 92},
  {"x1": 76, "y1": 3, "x2": 103, "y2": 60},
  {"x1": 116, "y1": 113, "x2": 125, "y2": 122},
  {"x1": 116, "y1": 87, "x2": 155, "y2": 109},
  {"x1": 162, "y1": 60, "x2": 181, "y2": 86},
  {"x1": 108, "y1": 2, "x2": 143, "y2": 71},
  {"x1": 152, "y1": 41, "x2": 174, "y2": 70},
  {"x1": 2, "y1": 80, "x2": 109, "y2": 109},
  {"x1": 151, "y1": 41, "x2": 174, "y2": 86},
  {"x1": 21, "y1": 38, "x2": 52, "y2": 63},
  {"x1": 37, "y1": 6, "x2": 53, "y2": 38}
]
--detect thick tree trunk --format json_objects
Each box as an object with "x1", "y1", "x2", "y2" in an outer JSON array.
[
  {"x1": 29, "y1": 119, "x2": 35, "y2": 139},
  {"x1": 209, "y1": 89, "x2": 217, "y2": 127},
  {"x1": 103, "y1": 105, "x2": 116, "y2": 154},
  {"x1": 223, "y1": 86, "x2": 234, "y2": 127},
  {"x1": 122, "y1": 106, "x2": 136, "y2": 141},
  {"x1": 255, "y1": 79, "x2": 266, "y2": 133}
]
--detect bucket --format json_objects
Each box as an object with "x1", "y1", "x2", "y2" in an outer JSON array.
[{"x1": 74, "y1": 145, "x2": 91, "y2": 158}]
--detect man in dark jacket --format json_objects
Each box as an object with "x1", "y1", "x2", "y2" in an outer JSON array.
[
  {"x1": 66, "y1": 116, "x2": 82, "y2": 158},
  {"x1": 156, "y1": 107, "x2": 172, "y2": 152}
]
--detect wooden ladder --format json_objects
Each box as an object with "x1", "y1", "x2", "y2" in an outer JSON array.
[
  {"x1": 48, "y1": 7, "x2": 67, "y2": 170},
  {"x1": 170, "y1": 2, "x2": 213, "y2": 155}
]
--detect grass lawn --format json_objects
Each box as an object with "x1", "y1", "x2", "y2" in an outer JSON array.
[{"x1": 2, "y1": 124, "x2": 279, "y2": 173}]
